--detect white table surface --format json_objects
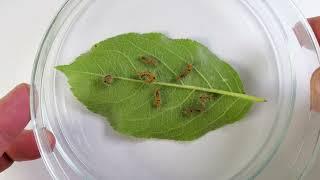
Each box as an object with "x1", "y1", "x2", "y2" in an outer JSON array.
[{"x1": 0, "y1": 0, "x2": 319, "y2": 179}]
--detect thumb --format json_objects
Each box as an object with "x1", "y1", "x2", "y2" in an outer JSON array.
[
  {"x1": 0, "y1": 83, "x2": 30, "y2": 153},
  {"x1": 308, "y1": 16, "x2": 320, "y2": 45}
]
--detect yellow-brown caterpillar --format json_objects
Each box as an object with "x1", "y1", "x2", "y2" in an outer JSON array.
[
  {"x1": 199, "y1": 93, "x2": 213, "y2": 108},
  {"x1": 139, "y1": 55, "x2": 158, "y2": 66},
  {"x1": 138, "y1": 71, "x2": 156, "y2": 83},
  {"x1": 154, "y1": 88, "x2": 161, "y2": 109},
  {"x1": 176, "y1": 64, "x2": 193, "y2": 80},
  {"x1": 183, "y1": 107, "x2": 203, "y2": 116},
  {"x1": 103, "y1": 75, "x2": 113, "y2": 85}
]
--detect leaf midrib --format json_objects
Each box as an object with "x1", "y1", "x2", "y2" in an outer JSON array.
[
  {"x1": 114, "y1": 76, "x2": 265, "y2": 102},
  {"x1": 59, "y1": 69, "x2": 265, "y2": 102}
]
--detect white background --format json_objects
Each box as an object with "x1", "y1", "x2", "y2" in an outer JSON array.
[{"x1": 0, "y1": 0, "x2": 319, "y2": 179}]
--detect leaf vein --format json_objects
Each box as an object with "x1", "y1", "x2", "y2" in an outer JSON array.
[
  {"x1": 140, "y1": 35, "x2": 214, "y2": 88},
  {"x1": 174, "y1": 98, "x2": 245, "y2": 139},
  {"x1": 125, "y1": 38, "x2": 186, "y2": 85},
  {"x1": 126, "y1": 89, "x2": 196, "y2": 121},
  {"x1": 152, "y1": 95, "x2": 226, "y2": 135}
]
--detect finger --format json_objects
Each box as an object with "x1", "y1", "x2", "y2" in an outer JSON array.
[
  {"x1": 5, "y1": 130, "x2": 55, "y2": 162},
  {"x1": 311, "y1": 68, "x2": 320, "y2": 112},
  {"x1": 308, "y1": 16, "x2": 320, "y2": 45},
  {"x1": 0, "y1": 153, "x2": 13, "y2": 173},
  {"x1": 0, "y1": 83, "x2": 30, "y2": 152}
]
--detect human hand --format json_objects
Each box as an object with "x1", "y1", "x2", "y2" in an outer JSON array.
[
  {"x1": 0, "y1": 84, "x2": 55, "y2": 173},
  {"x1": 309, "y1": 17, "x2": 320, "y2": 112}
]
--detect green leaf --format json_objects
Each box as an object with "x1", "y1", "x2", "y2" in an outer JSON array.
[{"x1": 56, "y1": 32, "x2": 265, "y2": 141}]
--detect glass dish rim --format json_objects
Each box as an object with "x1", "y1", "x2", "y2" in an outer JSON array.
[{"x1": 30, "y1": 0, "x2": 320, "y2": 179}]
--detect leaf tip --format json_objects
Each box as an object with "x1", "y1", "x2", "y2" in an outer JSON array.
[{"x1": 55, "y1": 65, "x2": 67, "y2": 72}]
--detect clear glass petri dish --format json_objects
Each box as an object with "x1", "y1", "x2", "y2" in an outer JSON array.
[{"x1": 31, "y1": 0, "x2": 320, "y2": 179}]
